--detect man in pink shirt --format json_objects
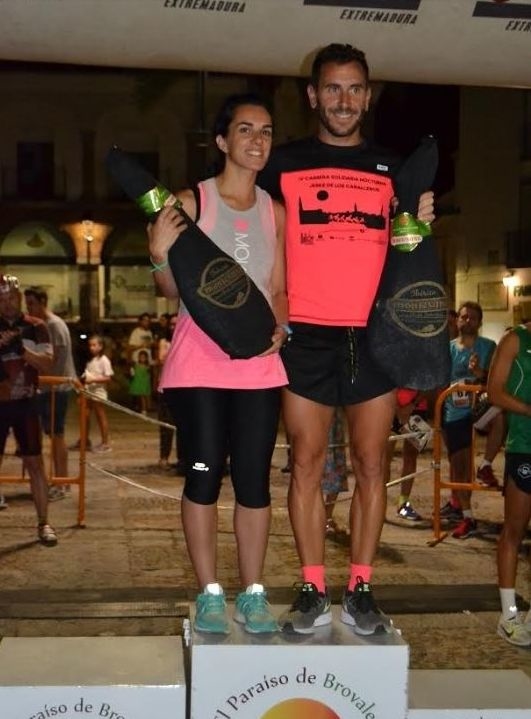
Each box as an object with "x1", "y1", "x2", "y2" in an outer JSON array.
[{"x1": 259, "y1": 44, "x2": 435, "y2": 635}]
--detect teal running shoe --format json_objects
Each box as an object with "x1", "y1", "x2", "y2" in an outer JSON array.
[
  {"x1": 194, "y1": 583, "x2": 230, "y2": 635},
  {"x1": 234, "y1": 584, "x2": 278, "y2": 634}
]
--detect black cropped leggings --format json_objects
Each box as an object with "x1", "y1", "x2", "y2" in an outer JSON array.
[{"x1": 163, "y1": 387, "x2": 281, "y2": 508}]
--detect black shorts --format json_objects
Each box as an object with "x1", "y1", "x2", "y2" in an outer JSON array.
[
  {"x1": 0, "y1": 398, "x2": 42, "y2": 457},
  {"x1": 280, "y1": 322, "x2": 395, "y2": 407},
  {"x1": 504, "y1": 453, "x2": 531, "y2": 494},
  {"x1": 442, "y1": 416, "x2": 473, "y2": 456}
]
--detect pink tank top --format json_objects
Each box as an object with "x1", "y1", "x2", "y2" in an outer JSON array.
[{"x1": 159, "y1": 179, "x2": 287, "y2": 390}]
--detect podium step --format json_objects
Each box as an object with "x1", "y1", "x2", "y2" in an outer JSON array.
[
  {"x1": 409, "y1": 669, "x2": 531, "y2": 717},
  {"x1": 0, "y1": 636, "x2": 186, "y2": 719},
  {"x1": 191, "y1": 606, "x2": 408, "y2": 719}
]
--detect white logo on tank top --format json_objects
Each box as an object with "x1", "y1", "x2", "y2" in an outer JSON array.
[{"x1": 234, "y1": 218, "x2": 250, "y2": 271}]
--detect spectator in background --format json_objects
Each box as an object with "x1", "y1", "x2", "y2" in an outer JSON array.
[
  {"x1": 128, "y1": 313, "x2": 155, "y2": 364},
  {"x1": 441, "y1": 301, "x2": 505, "y2": 538},
  {"x1": 157, "y1": 313, "x2": 184, "y2": 472},
  {"x1": 389, "y1": 388, "x2": 431, "y2": 522},
  {"x1": 24, "y1": 286, "x2": 77, "y2": 499},
  {"x1": 157, "y1": 312, "x2": 171, "y2": 340},
  {"x1": 488, "y1": 321, "x2": 531, "y2": 647},
  {"x1": 81, "y1": 334, "x2": 114, "y2": 453},
  {"x1": 0, "y1": 275, "x2": 57, "y2": 545},
  {"x1": 129, "y1": 349, "x2": 152, "y2": 415}
]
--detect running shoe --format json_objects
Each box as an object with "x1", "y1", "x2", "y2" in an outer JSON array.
[
  {"x1": 397, "y1": 501, "x2": 422, "y2": 521},
  {"x1": 92, "y1": 443, "x2": 112, "y2": 454},
  {"x1": 194, "y1": 583, "x2": 230, "y2": 635},
  {"x1": 326, "y1": 518, "x2": 339, "y2": 536},
  {"x1": 439, "y1": 501, "x2": 463, "y2": 522},
  {"x1": 38, "y1": 524, "x2": 58, "y2": 547},
  {"x1": 497, "y1": 615, "x2": 531, "y2": 647},
  {"x1": 234, "y1": 584, "x2": 278, "y2": 634},
  {"x1": 341, "y1": 577, "x2": 392, "y2": 635},
  {"x1": 48, "y1": 485, "x2": 66, "y2": 502},
  {"x1": 279, "y1": 582, "x2": 331, "y2": 634},
  {"x1": 451, "y1": 517, "x2": 478, "y2": 539},
  {"x1": 476, "y1": 465, "x2": 500, "y2": 489}
]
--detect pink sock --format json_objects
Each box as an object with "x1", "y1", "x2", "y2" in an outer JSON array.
[
  {"x1": 302, "y1": 565, "x2": 326, "y2": 593},
  {"x1": 348, "y1": 564, "x2": 372, "y2": 591}
]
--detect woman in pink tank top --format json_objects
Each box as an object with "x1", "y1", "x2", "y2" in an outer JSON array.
[{"x1": 147, "y1": 93, "x2": 289, "y2": 636}]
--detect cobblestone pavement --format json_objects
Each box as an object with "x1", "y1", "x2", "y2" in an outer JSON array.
[{"x1": 0, "y1": 399, "x2": 530, "y2": 676}]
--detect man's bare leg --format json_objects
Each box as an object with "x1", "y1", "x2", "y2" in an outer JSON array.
[
  {"x1": 282, "y1": 388, "x2": 334, "y2": 566},
  {"x1": 279, "y1": 389, "x2": 334, "y2": 633},
  {"x1": 345, "y1": 390, "x2": 395, "y2": 570}
]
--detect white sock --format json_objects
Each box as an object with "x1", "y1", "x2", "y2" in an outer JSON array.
[
  {"x1": 499, "y1": 588, "x2": 517, "y2": 620},
  {"x1": 245, "y1": 583, "x2": 264, "y2": 594},
  {"x1": 204, "y1": 582, "x2": 223, "y2": 595},
  {"x1": 479, "y1": 460, "x2": 491, "y2": 470}
]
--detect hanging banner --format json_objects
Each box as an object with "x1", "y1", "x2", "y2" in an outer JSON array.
[{"x1": 0, "y1": 0, "x2": 529, "y2": 87}]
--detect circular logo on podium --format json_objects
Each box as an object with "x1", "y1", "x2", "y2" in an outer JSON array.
[
  {"x1": 386, "y1": 281, "x2": 448, "y2": 338},
  {"x1": 197, "y1": 257, "x2": 251, "y2": 309},
  {"x1": 262, "y1": 698, "x2": 340, "y2": 718}
]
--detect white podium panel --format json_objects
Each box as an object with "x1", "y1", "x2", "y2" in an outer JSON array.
[
  {"x1": 409, "y1": 669, "x2": 531, "y2": 718},
  {"x1": 191, "y1": 607, "x2": 408, "y2": 719},
  {"x1": 0, "y1": 636, "x2": 186, "y2": 719}
]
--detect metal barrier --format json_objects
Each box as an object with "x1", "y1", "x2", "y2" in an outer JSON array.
[
  {"x1": 0, "y1": 376, "x2": 87, "y2": 527},
  {"x1": 430, "y1": 382, "x2": 498, "y2": 545}
]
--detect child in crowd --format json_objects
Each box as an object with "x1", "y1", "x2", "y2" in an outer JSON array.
[
  {"x1": 82, "y1": 334, "x2": 114, "y2": 453},
  {"x1": 129, "y1": 348, "x2": 152, "y2": 415}
]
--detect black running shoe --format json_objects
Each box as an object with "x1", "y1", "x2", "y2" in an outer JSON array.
[
  {"x1": 279, "y1": 582, "x2": 331, "y2": 634},
  {"x1": 341, "y1": 577, "x2": 392, "y2": 636}
]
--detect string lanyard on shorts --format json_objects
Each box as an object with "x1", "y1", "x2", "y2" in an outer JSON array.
[{"x1": 347, "y1": 328, "x2": 359, "y2": 384}]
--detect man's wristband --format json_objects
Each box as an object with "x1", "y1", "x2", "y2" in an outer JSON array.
[
  {"x1": 277, "y1": 323, "x2": 293, "y2": 342},
  {"x1": 149, "y1": 255, "x2": 169, "y2": 273}
]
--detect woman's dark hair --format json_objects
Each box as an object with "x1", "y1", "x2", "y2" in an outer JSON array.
[
  {"x1": 212, "y1": 92, "x2": 273, "y2": 140},
  {"x1": 310, "y1": 43, "x2": 369, "y2": 88}
]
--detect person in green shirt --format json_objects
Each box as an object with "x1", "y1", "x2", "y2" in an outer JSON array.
[{"x1": 488, "y1": 322, "x2": 531, "y2": 647}]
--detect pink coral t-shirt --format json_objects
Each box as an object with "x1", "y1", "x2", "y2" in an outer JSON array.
[{"x1": 281, "y1": 167, "x2": 394, "y2": 326}]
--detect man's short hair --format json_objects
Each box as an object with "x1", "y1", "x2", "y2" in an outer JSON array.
[
  {"x1": 24, "y1": 285, "x2": 48, "y2": 305},
  {"x1": 310, "y1": 43, "x2": 369, "y2": 88},
  {"x1": 457, "y1": 301, "x2": 483, "y2": 324}
]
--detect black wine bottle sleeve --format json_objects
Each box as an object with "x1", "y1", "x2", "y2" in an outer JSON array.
[
  {"x1": 105, "y1": 146, "x2": 277, "y2": 359},
  {"x1": 367, "y1": 137, "x2": 451, "y2": 390}
]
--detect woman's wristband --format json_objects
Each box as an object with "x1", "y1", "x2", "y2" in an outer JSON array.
[{"x1": 149, "y1": 255, "x2": 169, "y2": 273}]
